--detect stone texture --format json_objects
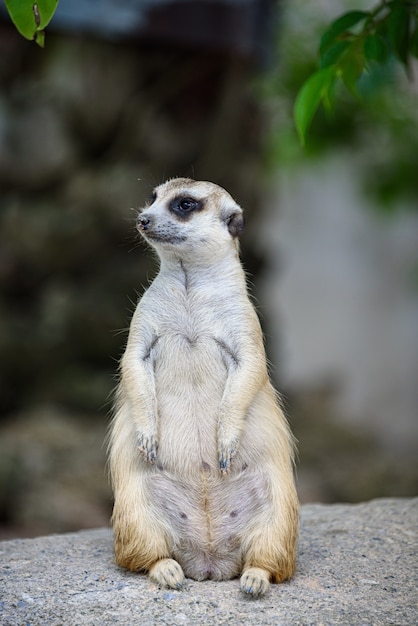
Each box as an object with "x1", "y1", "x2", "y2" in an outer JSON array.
[{"x1": 1, "y1": 498, "x2": 416, "y2": 625}]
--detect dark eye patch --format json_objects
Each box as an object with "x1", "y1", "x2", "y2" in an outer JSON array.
[{"x1": 168, "y1": 195, "x2": 203, "y2": 220}]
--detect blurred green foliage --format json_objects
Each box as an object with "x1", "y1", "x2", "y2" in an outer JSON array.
[
  {"x1": 295, "y1": 1, "x2": 418, "y2": 143},
  {"x1": 261, "y1": 0, "x2": 418, "y2": 211}
]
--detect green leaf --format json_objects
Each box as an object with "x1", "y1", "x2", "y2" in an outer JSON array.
[
  {"x1": 320, "y1": 40, "x2": 351, "y2": 68},
  {"x1": 294, "y1": 66, "x2": 336, "y2": 145},
  {"x1": 320, "y1": 10, "x2": 368, "y2": 55},
  {"x1": 322, "y1": 75, "x2": 337, "y2": 113},
  {"x1": 386, "y1": 1, "x2": 410, "y2": 65},
  {"x1": 4, "y1": 0, "x2": 59, "y2": 47},
  {"x1": 364, "y1": 34, "x2": 389, "y2": 63},
  {"x1": 35, "y1": 30, "x2": 45, "y2": 47},
  {"x1": 340, "y1": 45, "x2": 365, "y2": 95}
]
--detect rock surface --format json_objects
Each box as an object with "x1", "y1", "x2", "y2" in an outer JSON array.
[{"x1": 1, "y1": 498, "x2": 416, "y2": 625}]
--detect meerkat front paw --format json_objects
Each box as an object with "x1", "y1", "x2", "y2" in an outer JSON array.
[
  {"x1": 218, "y1": 435, "x2": 239, "y2": 474},
  {"x1": 137, "y1": 432, "x2": 158, "y2": 464},
  {"x1": 149, "y1": 558, "x2": 185, "y2": 589},
  {"x1": 240, "y1": 567, "x2": 270, "y2": 597}
]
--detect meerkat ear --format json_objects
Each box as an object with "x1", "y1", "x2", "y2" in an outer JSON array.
[
  {"x1": 227, "y1": 211, "x2": 244, "y2": 238},
  {"x1": 222, "y1": 201, "x2": 244, "y2": 238}
]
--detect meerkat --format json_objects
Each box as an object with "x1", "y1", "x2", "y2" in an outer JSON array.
[{"x1": 108, "y1": 178, "x2": 299, "y2": 597}]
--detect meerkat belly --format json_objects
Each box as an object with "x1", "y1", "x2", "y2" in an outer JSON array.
[
  {"x1": 149, "y1": 465, "x2": 270, "y2": 581},
  {"x1": 152, "y1": 332, "x2": 225, "y2": 470}
]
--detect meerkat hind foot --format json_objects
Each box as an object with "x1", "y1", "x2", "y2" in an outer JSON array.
[
  {"x1": 240, "y1": 567, "x2": 270, "y2": 597},
  {"x1": 149, "y1": 558, "x2": 186, "y2": 590}
]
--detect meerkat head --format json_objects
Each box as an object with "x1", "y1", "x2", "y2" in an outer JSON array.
[{"x1": 136, "y1": 178, "x2": 244, "y2": 263}]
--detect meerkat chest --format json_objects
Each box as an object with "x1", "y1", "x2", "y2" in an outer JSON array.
[
  {"x1": 146, "y1": 279, "x2": 240, "y2": 353},
  {"x1": 150, "y1": 293, "x2": 228, "y2": 413}
]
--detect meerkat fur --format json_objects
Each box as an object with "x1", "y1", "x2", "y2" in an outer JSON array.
[{"x1": 108, "y1": 178, "x2": 299, "y2": 596}]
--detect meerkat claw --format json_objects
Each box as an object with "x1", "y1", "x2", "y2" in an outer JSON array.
[
  {"x1": 138, "y1": 433, "x2": 158, "y2": 464},
  {"x1": 219, "y1": 454, "x2": 233, "y2": 473},
  {"x1": 219, "y1": 458, "x2": 229, "y2": 473},
  {"x1": 218, "y1": 439, "x2": 238, "y2": 473},
  {"x1": 149, "y1": 558, "x2": 186, "y2": 590},
  {"x1": 240, "y1": 568, "x2": 270, "y2": 597}
]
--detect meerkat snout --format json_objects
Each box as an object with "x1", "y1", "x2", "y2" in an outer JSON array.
[{"x1": 137, "y1": 214, "x2": 152, "y2": 231}]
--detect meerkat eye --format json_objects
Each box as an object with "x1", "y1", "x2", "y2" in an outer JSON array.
[
  {"x1": 179, "y1": 198, "x2": 199, "y2": 212},
  {"x1": 169, "y1": 196, "x2": 202, "y2": 218}
]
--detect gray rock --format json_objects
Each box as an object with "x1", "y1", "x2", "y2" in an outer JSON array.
[{"x1": 1, "y1": 498, "x2": 416, "y2": 625}]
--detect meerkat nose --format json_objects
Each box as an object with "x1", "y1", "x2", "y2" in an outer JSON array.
[{"x1": 137, "y1": 215, "x2": 152, "y2": 231}]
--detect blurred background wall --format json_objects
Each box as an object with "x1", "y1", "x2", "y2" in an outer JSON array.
[{"x1": 0, "y1": 0, "x2": 417, "y2": 538}]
